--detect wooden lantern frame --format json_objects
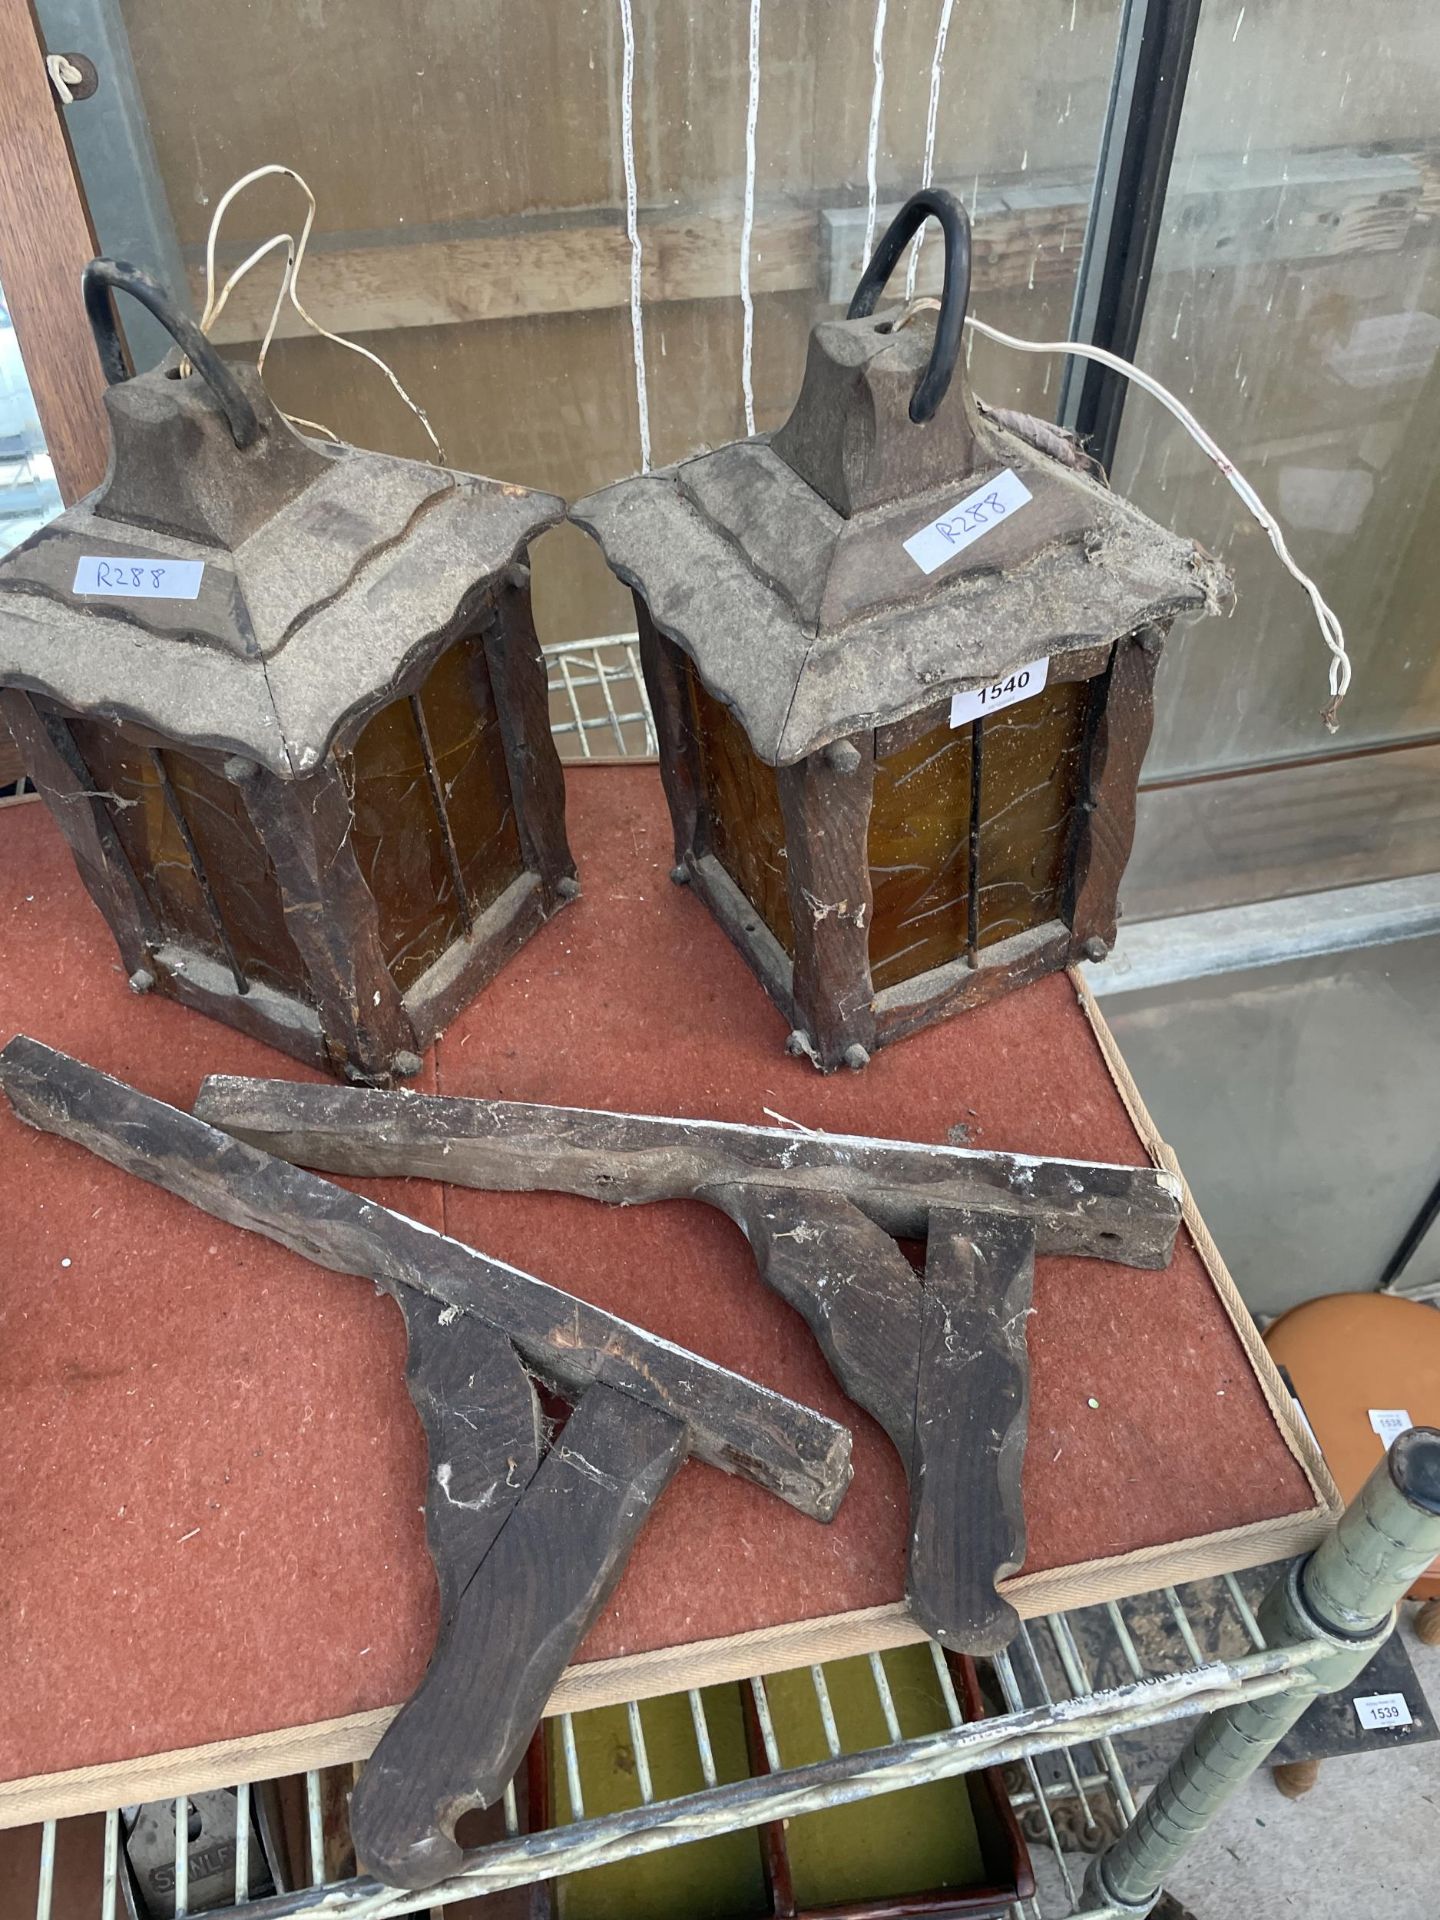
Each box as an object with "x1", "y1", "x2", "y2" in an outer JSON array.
[
  {"x1": 638, "y1": 606, "x2": 1165, "y2": 1072},
  {"x1": 0, "y1": 262, "x2": 576, "y2": 1083},
  {"x1": 575, "y1": 191, "x2": 1227, "y2": 1071}
]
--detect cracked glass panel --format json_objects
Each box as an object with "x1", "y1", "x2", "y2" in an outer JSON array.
[
  {"x1": 348, "y1": 638, "x2": 523, "y2": 993},
  {"x1": 867, "y1": 712, "x2": 974, "y2": 994},
  {"x1": 159, "y1": 750, "x2": 306, "y2": 995},
  {"x1": 867, "y1": 676, "x2": 1092, "y2": 991},
  {"x1": 416, "y1": 637, "x2": 524, "y2": 919},
  {"x1": 68, "y1": 721, "x2": 309, "y2": 997},
  {"x1": 67, "y1": 720, "x2": 224, "y2": 972},
  {"x1": 974, "y1": 675, "x2": 1090, "y2": 949},
  {"x1": 685, "y1": 658, "x2": 794, "y2": 954}
]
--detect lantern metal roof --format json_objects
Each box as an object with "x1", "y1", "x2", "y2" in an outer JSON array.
[
  {"x1": 573, "y1": 203, "x2": 1228, "y2": 768},
  {"x1": 0, "y1": 337, "x2": 562, "y2": 779}
]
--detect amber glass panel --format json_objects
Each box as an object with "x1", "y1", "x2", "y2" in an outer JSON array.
[
  {"x1": 416, "y1": 639, "x2": 525, "y2": 918},
  {"x1": 160, "y1": 751, "x2": 307, "y2": 996},
  {"x1": 867, "y1": 677, "x2": 1091, "y2": 991},
  {"x1": 867, "y1": 718, "x2": 974, "y2": 994},
  {"x1": 68, "y1": 720, "x2": 224, "y2": 967},
  {"x1": 974, "y1": 677, "x2": 1090, "y2": 949},
  {"x1": 348, "y1": 639, "x2": 524, "y2": 993},
  {"x1": 684, "y1": 660, "x2": 794, "y2": 953}
]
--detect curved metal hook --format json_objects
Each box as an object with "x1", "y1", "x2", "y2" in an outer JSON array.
[
  {"x1": 82, "y1": 258, "x2": 261, "y2": 450},
  {"x1": 846, "y1": 188, "x2": 972, "y2": 424}
]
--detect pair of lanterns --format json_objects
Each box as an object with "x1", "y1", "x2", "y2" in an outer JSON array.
[{"x1": 0, "y1": 196, "x2": 1224, "y2": 1082}]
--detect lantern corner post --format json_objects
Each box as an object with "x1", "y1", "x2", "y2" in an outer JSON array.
[
  {"x1": 634, "y1": 597, "x2": 704, "y2": 877},
  {"x1": 777, "y1": 735, "x2": 878, "y2": 1072},
  {"x1": 0, "y1": 689, "x2": 158, "y2": 980},
  {"x1": 480, "y1": 565, "x2": 578, "y2": 906},
  {"x1": 1063, "y1": 624, "x2": 1167, "y2": 964},
  {"x1": 234, "y1": 755, "x2": 417, "y2": 1084},
  {"x1": 1086, "y1": 1426, "x2": 1440, "y2": 1917}
]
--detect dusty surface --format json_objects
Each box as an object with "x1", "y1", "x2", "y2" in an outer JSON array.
[{"x1": 0, "y1": 766, "x2": 1313, "y2": 1783}]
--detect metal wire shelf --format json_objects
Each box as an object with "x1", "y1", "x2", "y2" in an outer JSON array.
[
  {"x1": 544, "y1": 634, "x2": 656, "y2": 763},
  {"x1": 21, "y1": 1569, "x2": 1323, "y2": 1920}
]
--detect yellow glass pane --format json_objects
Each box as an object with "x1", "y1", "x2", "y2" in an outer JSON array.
[
  {"x1": 684, "y1": 659, "x2": 794, "y2": 954},
  {"x1": 975, "y1": 676, "x2": 1090, "y2": 949},
  {"x1": 867, "y1": 711, "x2": 974, "y2": 993},
  {"x1": 868, "y1": 677, "x2": 1092, "y2": 990},
  {"x1": 348, "y1": 639, "x2": 524, "y2": 992},
  {"x1": 160, "y1": 749, "x2": 307, "y2": 996},
  {"x1": 416, "y1": 638, "x2": 525, "y2": 920},
  {"x1": 67, "y1": 720, "x2": 223, "y2": 967}
]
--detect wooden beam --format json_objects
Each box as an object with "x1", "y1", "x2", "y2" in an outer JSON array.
[
  {"x1": 0, "y1": 0, "x2": 107, "y2": 501},
  {"x1": 0, "y1": 1036, "x2": 852, "y2": 1521},
  {"x1": 193, "y1": 1076, "x2": 1184, "y2": 1267},
  {"x1": 200, "y1": 207, "x2": 818, "y2": 345},
  {"x1": 198, "y1": 145, "x2": 1430, "y2": 347}
]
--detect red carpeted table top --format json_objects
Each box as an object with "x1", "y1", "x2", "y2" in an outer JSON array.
[{"x1": 0, "y1": 767, "x2": 1322, "y2": 1791}]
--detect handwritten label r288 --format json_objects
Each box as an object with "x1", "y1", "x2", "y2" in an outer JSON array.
[
  {"x1": 73, "y1": 555, "x2": 205, "y2": 601},
  {"x1": 903, "y1": 467, "x2": 1033, "y2": 576}
]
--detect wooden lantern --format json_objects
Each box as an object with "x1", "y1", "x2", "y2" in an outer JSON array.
[
  {"x1": 575, "y1": 192, "x2": 1229, "y2": 1071},
  {"x1": 0, "y1": 262, "x2": 577, "y2": 1083}
]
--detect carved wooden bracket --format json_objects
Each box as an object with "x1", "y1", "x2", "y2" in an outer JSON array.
[
  {"x1": 0, "y1": 1037, "x2": 852, "y2": 1891},
  {"x1": 193, "y1": 1078, "x2": 1184, "y2": 1660}
]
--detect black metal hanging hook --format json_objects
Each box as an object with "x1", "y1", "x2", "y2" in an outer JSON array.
[
  {"x1": 846, "y1": 187, "x2": 972, "y2": 424},
  {"x1": 82, "y1": 258, "x2": 261, "y2": 450}
]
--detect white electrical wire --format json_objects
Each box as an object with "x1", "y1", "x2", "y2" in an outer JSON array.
[
  {"x1": 906, "y1": 0, "x2": 956, "y2": 300},
  {"x1": 862, "y1": 0, "x2": 889, "y2": 268},
  {"x1": 192, "y1": 164, "x2": 443, "y2": 461},
  {"x1": 739, "y1": 0, "x2": 762, "y2": 436},
  {"x1": 964, "y1": 311, "x2": 1352, "y2": 727},
  {"x1": 616, "y1": 0, "x2": 652, "y2": 472}
]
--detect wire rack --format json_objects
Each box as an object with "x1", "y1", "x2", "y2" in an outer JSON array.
[
  {"x1": 544, "y1": 634, "x2": 656, "y2": 763},
  {"x1": 20, "y1": 1570, "x2": 1324, "y2": 1920}
]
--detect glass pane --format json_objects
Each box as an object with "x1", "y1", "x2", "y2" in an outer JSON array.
[
  {"x1": 686, "y1": 659, "x2": 793, "y2": 954},
  {"x1": 0, "y1": 278, "x2": 64, "y2": 558},
  {"x1": 348, "y1": 640, "x2": 525, "y2": 992},
  {"x1": 1111, "y1": 3, "x2": 1440, "y2": 778},
  {"x1": 974, "y1": 672, "x2": 1089, "y2": 947},
  {"x1": 869, "y1": 708, "x2": 973, "y2": 991},
  {"x1": 97, "y1": 0, "x2": 1127, "y2": 648}
]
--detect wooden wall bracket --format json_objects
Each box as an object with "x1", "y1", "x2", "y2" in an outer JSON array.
[
  {"x1": 193, "y1": 1080, "x2": 1185, "y2": 1657},
  {"x1": 0, "y1": 1038, "x2": 853, "y2": 1891}
]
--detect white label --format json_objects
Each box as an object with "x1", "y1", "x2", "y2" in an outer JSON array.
[
  {"x1": 903, "y1": 467, "x2": 1033, "y2": 575},
  {"x1": 73, "y1": 555, "x2": 205, "y2": 600},
  {"x1": 1354, "y1": 1692, "x2": 1413, "y2": 1732},
  {"x1": 950, "y1": 656, "x2": 1049, "y2": 729},
  {"x1": 1368, "y1": 1409, "x2": 1413, "y2": 1451}
]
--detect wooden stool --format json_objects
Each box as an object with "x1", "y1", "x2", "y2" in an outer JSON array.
[{"x1": 1262, "y1": 1292, "x2": 1440, "y2": 1791}]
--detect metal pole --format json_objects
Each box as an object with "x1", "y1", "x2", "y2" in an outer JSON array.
[{"x1": 1087, "y1": 1427, "x2": 1440, "y2": 1916}]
